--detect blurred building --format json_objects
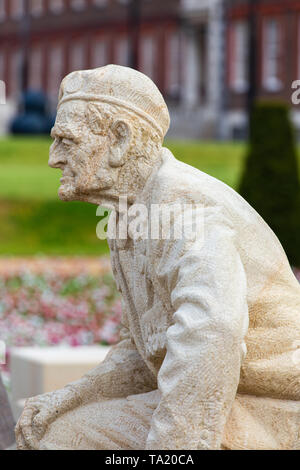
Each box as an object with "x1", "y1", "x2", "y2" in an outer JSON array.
[
  {"x1": 180, "y1": 0, "x2": 300, "y2": 139},
  {"x1": 0, "y1": 0, "x2": 300, "y2": 138},
  {"x1": 174, "y1": 0, "x2": 225, "y2": 138},
  {"x1": 0, "y1": 0, "x2": 181, "y2": 110},
  {"x1": 226, "y1": 0, "x2": 300, "y2": 139}
]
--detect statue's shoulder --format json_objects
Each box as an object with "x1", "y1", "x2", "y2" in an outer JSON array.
[
  {"x1": 154, "y1": 147, "x2": 234, "y2": 207},
  {"x1": 154, "y1": 148, "x2": 262, "y2": 227},
  {"x1": 156, "y1": 147, "x2": 206, "y2": 189}
]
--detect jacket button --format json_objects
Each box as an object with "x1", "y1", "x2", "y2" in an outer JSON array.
[{"x1": 199, "y1": 429, "x2": 210, "y2": 441}]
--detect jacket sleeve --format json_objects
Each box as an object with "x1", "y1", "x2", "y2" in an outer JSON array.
[
  {"x1": 83, "y1": 324, "x2": 156, "y2": 398},
  {"x1": 66, "y1": 305, "x2": 157, "y2": 403},
  {"x1": 146, "y1": 206, "x2": 249, "y2": 450}
]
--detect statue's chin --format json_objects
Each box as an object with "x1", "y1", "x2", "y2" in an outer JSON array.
[
  {"x1": 58, "y1": 184, "x2": 77, "y2": 201},
  {"x1": 58, "y1": 180, "x2": 118, "y2": 207}
]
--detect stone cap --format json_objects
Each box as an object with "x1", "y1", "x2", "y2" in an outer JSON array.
[{"x1": 58, "y1": 64, "x2": 170, "y2": 139}]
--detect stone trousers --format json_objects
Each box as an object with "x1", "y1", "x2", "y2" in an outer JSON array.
[
  {"x1": 40, "y1": 390, "x2": 160, "y2": 450},
  {"x1": 39, "y1": 390, "x2": 300, "y2": 450}
]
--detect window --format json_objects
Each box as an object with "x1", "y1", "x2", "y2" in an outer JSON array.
[
  {"x1": 92, "y1": 38, "x2": 108, "y2": 68},
  {"x1": 70, "y1": 40, "x2": 86, "y2": 71},
  {"x1": 50, "y1": 0, "x2": 64, "y2": 14},
  {"x1": 71, "y1": 0, "x2": 86, "y2": 11},
  {"x1": 10, "y1": 49, "x2": 22, "y2": 98},
  {"x1": 0, "y1": 50, "x2": 4, "y2": 81},
  {"x1": 115, "y1": 37, "x2": 129, "y2": 67},
  {"x1": 29, "y1": 45, "x2": 43, "y2": 90},
  {"x1": 166, "y1": 31, "x2": 180, "y2": 98},
  {"x1": 298, "y1": 17, "x2": 300, "y2": 79},
  {"x1": 10, "y1": 0, "x2": 25, "y2": 20},
  {"x1": 262, "y1": 18, "x2": 282, "y2": 91},
  {"x1": 140, "y1": 35, "x2": 156, "y2": 82},
  {"x1": 93, "y1": 0, "x2": 107, "y2": 7},
  {"x1": 48, "y1": 44, "x2": 64, "y2": 100},
  {"x1": 229, "y1": 21, "x2": 248, "y2": 93},
  {"x1": 30, "y1": 0, "x2": 43, "y2": 17},
  {"x1": 0, "y1": 0, "x2": 6, "y2": 22}
]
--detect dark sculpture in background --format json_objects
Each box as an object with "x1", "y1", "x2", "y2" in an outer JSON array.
[{"x1": 10, "y1": 91, "x2": 55, "y2": 136}]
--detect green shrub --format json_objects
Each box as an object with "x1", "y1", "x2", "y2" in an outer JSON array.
[{"x1": 239, "y1": 102, "x2": 300, "y2": 266}]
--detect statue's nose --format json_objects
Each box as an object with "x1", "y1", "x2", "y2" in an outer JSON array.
[{"x1": 48, "y1": 143, "x2": 66, "y2": 169}]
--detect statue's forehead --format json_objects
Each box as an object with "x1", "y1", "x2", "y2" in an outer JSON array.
[
  {"x1": 54, "y1": 102, "x2": 86, "y2": 135},
  {"x1": 56, "y1": 101, "x2": 85, "y2": 122},
  {"x1": 53, "y1": 100, "x2": 115, "y2": 139}
]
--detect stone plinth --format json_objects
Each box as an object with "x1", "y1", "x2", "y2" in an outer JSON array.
[{"x1": 10, "y1": 346, "x2": 110, "y2": 420}]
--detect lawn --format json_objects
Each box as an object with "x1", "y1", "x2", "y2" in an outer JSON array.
[
  {"x1": 0, "y1": 137, "x2": 245, "y2": 200},
  {"x1": 0, "y1": 136, "x2": 297, "y2": 256}
]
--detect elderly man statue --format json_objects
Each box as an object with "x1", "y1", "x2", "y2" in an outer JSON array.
[{"x1": 16, "y1": 65, "x2": 300, "y2": 450}]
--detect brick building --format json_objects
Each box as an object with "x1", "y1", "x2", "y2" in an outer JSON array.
[
  {"x1": 0, "y1": 0, "x2": 181, "y2": 110},
  {"x1": 0, "y1": 0, "x2": 300, "y2": 138},
  {"x1": 179, "y1": 0, "x2": 300, "y2": 139},
  {"x1": 174, "y1": 0, "x2": 225, "y2": 138},
  {"x1": 226, "y1": 0, "x2": 300, "y2": 138}
]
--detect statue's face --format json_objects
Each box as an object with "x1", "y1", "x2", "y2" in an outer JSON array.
[{"x1": 49, "y1": 102, "x2": 114, "y2": 203}]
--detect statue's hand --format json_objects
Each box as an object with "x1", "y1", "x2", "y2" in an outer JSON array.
[{"x1": 16, "y1": 386, "x2": 80, "y2": 450}]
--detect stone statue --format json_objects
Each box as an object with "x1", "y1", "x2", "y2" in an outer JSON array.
[{"x1": 16, "y1": 65, "x2": 300, "y2": 450}]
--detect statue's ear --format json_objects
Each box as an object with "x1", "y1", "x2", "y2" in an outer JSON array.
[{"x1": 109, "y1": 119, "x2": 132, "y2": 168}]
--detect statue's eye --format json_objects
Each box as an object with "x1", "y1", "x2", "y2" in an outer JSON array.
[
  {"x1": 62, "y1": 138, "x2": 74, "y2": 146},
  {"x1": 116, "y1": 123, "x2": 126, "y2": 136}
]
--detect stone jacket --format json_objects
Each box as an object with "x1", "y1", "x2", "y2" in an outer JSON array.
[{"x1": 87, "y1": 148, "x2": 300, "y2": 450}]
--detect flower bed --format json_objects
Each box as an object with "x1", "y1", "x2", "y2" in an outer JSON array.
[{"x1": 0, "y1": 257, "x2": 121, "y2": 388}]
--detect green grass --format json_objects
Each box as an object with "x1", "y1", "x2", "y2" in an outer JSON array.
[
  {"x1": 0, "y1": 136, "x2": 297, "y2": 256},
  {"x1": 0, "y1": 137, "x2": 246, "y2": 199},
  {"x1": 0, "y1": 137, "x2": 59, "y2": 200},
  {"x1": 168, "y1": 140, "x2": 245, "y2": 189},
  {"x1": 0, "y1": 199, "x2": 105, "y2": 255}
]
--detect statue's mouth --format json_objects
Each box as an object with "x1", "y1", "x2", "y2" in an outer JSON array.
[
  {"x1": 60, "y1": 176, "x2": 74, "y2": 184},
  {"x1": 60, "y1": 169, "x2": 76, "y2": 184}
]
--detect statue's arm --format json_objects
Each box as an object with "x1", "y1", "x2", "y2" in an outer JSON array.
[
  {"x1": 146, "y1": 207, "x2": 249, "y2": 450},
  {"x1": 16, "y1": 323, "x2": 156, "y2": 449},
  {"x1": 76, "y1": 326, "x2": 156, "y2": 399}
]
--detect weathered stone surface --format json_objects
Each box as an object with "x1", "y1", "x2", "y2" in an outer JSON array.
[
  {"x1": 0, "y1": 374, "x2": 15, "y2": 450},
  {"x1": 16, "y1": 65, "x2": 300, "y2": 450}
]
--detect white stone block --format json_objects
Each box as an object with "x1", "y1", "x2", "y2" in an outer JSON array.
[{"x1": 10, "y1": 346, "x2": 110, "y2": 420}]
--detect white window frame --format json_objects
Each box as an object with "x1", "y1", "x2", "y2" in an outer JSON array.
[
  {"x1": 29, "y1": 45, "x2": 43, "y2": 90},
  {"x1": 48, "y1": 43, "x2": 64, "y2": 100},
  {"x1": 166, "y1": 30, "x2": 180, "y2": 97},
  {"x1": 30, "y1": 0, "x2": 44, "y2": 17},
  {"x1": 115, "y1": 37, "x2": 129, "y2": 67},
  {"x1": 10, "y1": 0, "x2": 25, "y2": 20},
  {"x1": 230, "y1": 20, "x2": 249, "y2": 93},
  {"x1": 262, "y1": 18, "x2": 283, "y2": 92},
  {"x1": 140, "y1": 34, "x2": 156, "y2": 82},
  {"x1": 298, "y1": 16, "x2": 300, "y2": 80},
  {"x1": 10, "y1": 49, "x2": 22, "y2": 98},
  {"x1": 0, "y1": 50, "x2": 4, "y2": 81},
  {"x1": 70, "y1": 40, "x2": 86, "y2": 71},
  {"x1": 93, "y1": 0, "x2": 107, "y2": 7},
  {"x1": 92, "y1": 37, "x2": 108, "y2": 68},
  {"x1": 71, "y1": 0, "x2": 86, "y2": 11},
  {"x1": 0, "y1": 0, "x2": 6, "y2": 22},
  {"x1": 49, "y1": 0, "x2": 64, "y2": 15}
]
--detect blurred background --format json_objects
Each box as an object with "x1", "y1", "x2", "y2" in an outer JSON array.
[
  {"x1": 2, "y1": 0, "x2": 300, "y2": 138},
  {"x1": 0, "y1": 0, "x2": 300, "y2": 449}
]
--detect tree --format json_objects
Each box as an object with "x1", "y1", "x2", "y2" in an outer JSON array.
[{"x1": 239, "y1": 102, "x2": 300, "y2": 267}]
